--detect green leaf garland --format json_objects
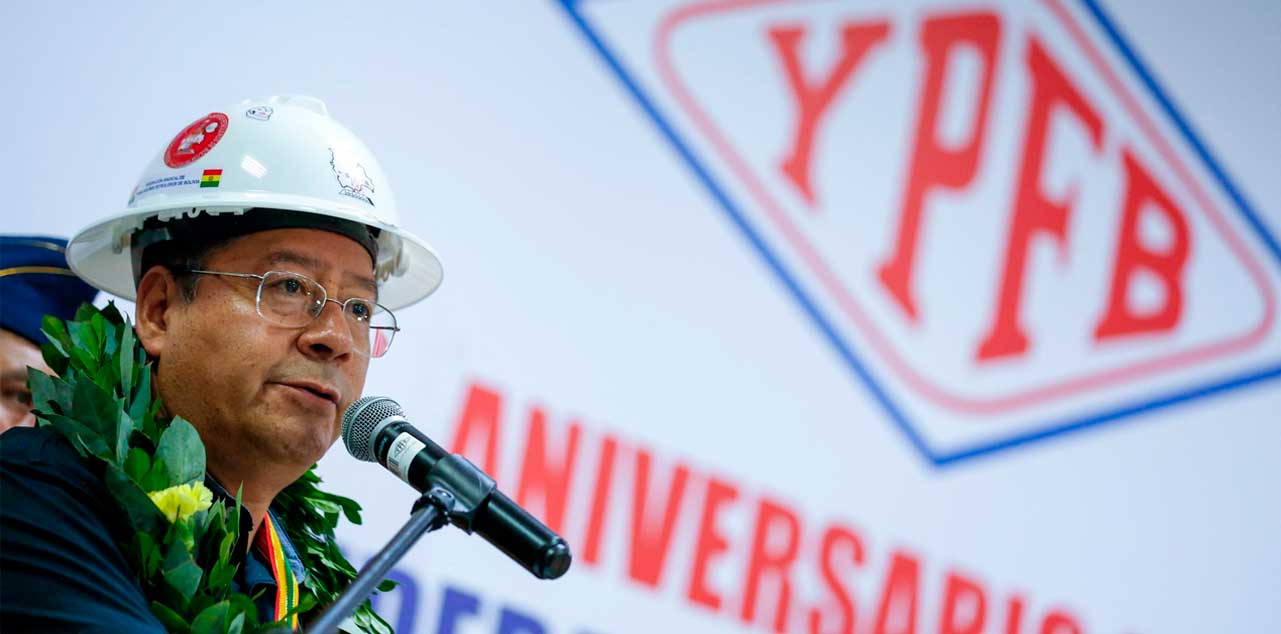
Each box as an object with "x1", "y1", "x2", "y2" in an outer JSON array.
[{"x1": 27, "y1": 303, "x2": 393, "y2": 634}]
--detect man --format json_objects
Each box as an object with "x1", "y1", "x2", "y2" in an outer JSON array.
[
  {"x1": 0, "y1": 236, "x2": 98, "y2": 433},
  {"x1": 0, "y1": 96, "x2": 443, "y2": 632}
]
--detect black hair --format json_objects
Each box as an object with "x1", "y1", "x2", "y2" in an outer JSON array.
[
  {"x1": 131, "y1": 208, "x2": 380, "y2": 302},
  {"x1": 137, "y1": 232, "x2": 238, "y2": 302}
]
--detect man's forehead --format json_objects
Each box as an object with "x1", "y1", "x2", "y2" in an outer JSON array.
[
  {"x1": 262, "y1": 249, "x2": 378, "y2": 296},
  {"x1": 215, "y1": 230, "x2": 378, "y2": 295}
]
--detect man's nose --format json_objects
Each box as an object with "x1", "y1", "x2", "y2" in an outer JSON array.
[{"x1": 297, "y1": 299, "x2": 357, "y2": 360}]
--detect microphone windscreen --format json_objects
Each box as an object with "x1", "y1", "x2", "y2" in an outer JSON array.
[{"x1": 342, "y1": 396, "x2": 404, "y2": 462}]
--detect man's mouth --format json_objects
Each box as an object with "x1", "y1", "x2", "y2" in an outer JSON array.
[{"x1": 273, "y1": 380, "x2": 340, "y2": 406}]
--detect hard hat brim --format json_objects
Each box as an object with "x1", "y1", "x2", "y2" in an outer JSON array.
[{"x1": 68, "y1": 198, "x2": 443, "y2": 311}]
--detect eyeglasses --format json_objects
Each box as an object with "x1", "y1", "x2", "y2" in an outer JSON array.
[{"x1": 185, "y1": 269, "x2": 399, "y2": 358}]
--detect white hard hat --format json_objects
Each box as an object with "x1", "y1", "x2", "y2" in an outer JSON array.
[{"x1": 67, "y1": 95, "x2": 443, "y2": 310}]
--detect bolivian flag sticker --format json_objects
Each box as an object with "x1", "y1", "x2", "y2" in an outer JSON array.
[{"x1": 200, "y1": 169, "x2": 222, "y2": 188}]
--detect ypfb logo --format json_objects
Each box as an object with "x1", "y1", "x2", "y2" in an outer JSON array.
[{"x1": 562, "y1": 0, "x2": 1281, "y2": 465}]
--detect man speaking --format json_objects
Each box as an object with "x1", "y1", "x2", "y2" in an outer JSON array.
[{"x1": 0, "y1": 96, "x2": 443, "y2": 632}]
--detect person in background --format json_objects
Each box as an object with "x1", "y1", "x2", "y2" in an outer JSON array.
[{"x1": 0, "y1": 235, "x2": 98, "y2": 433}]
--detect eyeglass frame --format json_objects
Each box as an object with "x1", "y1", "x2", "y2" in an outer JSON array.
[{"x1": 181, "y1": 268, "x2": 401, "y2": 357}]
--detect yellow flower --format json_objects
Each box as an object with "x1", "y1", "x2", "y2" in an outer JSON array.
[{"x1": 147, "y1": 482, "x2": 214, "y2": 522}]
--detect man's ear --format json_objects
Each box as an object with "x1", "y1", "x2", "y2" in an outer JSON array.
[{"x1": 134, "y1": 267, "x2": 182, "y2": 358}]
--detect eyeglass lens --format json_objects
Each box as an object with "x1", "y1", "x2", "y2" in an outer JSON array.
[{"x1": 257, "y1": 271, "x2": 396, "y2": 357}]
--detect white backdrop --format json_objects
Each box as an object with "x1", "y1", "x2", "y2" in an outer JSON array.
[{"x1": 3, "y1": 2, "x2": 1279, "y2": 633}]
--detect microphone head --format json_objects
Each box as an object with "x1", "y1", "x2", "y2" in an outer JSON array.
[{"x1": 342, "y1": 396, "x2": 405, "y2": 462}]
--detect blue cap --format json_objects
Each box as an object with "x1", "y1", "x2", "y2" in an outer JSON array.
[{"x1": 1, "y1": 236, "x2": 99, "y2": 346}]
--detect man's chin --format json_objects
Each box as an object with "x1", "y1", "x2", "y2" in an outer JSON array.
[{"x1": 261, "y1": 417, "x2": 339, "y2": 468}]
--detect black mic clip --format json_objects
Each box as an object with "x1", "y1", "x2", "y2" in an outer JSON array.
[{"x1": 411, "y1": 454, "x2": 496, "y2": 534}]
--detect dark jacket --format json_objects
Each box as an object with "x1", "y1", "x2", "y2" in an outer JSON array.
[{"x1": 0, "y1": 426, "x2": 306, "y2": 632}]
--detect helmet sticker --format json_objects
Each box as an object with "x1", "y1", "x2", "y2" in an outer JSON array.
[
  {"x1": 245, "y1": 105, "x2": 273, "y2": 121},
  {"x1": 163, "y1": 113, "x2": 229, "y2": 169},
  {"x1": 128, "y1": 173, "x2": 202, "y2": 205},
  {"x1": 199, "y1": 168, "x2": 223, "y2": 188},
  {"x1": 330, "y1": 147, "x2": 376, "y2": 206}
]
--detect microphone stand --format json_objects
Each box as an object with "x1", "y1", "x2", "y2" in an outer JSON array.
[
  {"x1": 305, "y1": 489, "x2": 450, "y2": 634},
  {"x1": 306, "y1": 455, "x2": 499, "y2": 633}
]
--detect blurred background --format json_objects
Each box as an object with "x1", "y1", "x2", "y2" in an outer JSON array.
[{"x1": 3, "y1": 1, "x2": 1279, "y2": 633}]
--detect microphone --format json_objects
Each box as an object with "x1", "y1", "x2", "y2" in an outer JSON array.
[{"x1": 341, "y1": 396, "x2": 572, "y2": 580}]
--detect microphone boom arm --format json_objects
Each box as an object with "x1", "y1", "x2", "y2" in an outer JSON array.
[
  {"x1": 306, "y1": 488, "x2": 453, "y2": 634},
  {"x1": 309, "y1": 453, "x2": 529, "y2": 633}
]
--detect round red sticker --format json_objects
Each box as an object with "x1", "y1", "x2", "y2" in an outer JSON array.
[{"x1": 163, "y1": 112, "x2": 229, "y2": 168}]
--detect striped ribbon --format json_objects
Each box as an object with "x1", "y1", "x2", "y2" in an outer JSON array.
[{"x1": 255, "y1": 514, "x2": 299, "y2": 628}]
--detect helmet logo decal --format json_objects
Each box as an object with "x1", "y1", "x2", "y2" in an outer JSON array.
[
  {"x1": 163, "y1": 113, "x2": 230, "y2": 169},
  {"x1": 245, "y1": 105, "x2": 273, "y2": 121},
  {"x1": 330, "y1": 147, "x2": 376, "y2": 206}
]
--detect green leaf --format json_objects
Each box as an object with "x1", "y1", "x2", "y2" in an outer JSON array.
[
  {"x1": 162, "y1": 539, "x2": 203, "y2": 605},
  {"x1": 70, "y1": 434, "x2": 97, "y2": 459},
  {"x1": 187, "y1": 594, "x2": 217, "y2": 622},
  {"x1": 88, "y1": 312, "x2": 108, "y2": 348},
  {"x1": 226, "y1": 611, "x2": 246, "y2": 634},
  {"x1": 74, "y1": 301, "x2": 102, "y2": 323},
  {"x1": 124, "y1": 447, "x2": 150, "y2": 483},
  {"x1": 42, "y1": 414, "x2": 111, "y2": 460},
  {"x1": 375, "y1": 578, "x2": 398, "y2": 592},
  {"x1": 218, "y1": 528, "x2": 239, "y2": 563},
  {"x1": 352, "y1": 603, "x2": 395, "y2": 634},
  {"x1": 103, "y1": 321, "x2": 121, "y2": 360},
  {"x1": 104, "y1": 464, "x2": 165, "y2": 535},
  {"x1": 189, "y1": 509, "x2": 210, "y2": 551},
  {"x1": 27, "y1": 368, "x2": 71, "y2": 416},
  {"x1": 67, "y1": 343, "x2": 97, "y2": 377},
  {"x1": 191, "y1": 601, "x2": 234, "y2": 634},
  {"x1": 67, "y1": 319, "x2": 101, "y2": 365},
  {"x1": 134, "y1": 532, "x2": 163, "y2": 578},
  {"x1": 167, "y1": 515, "x2": 196, "y2": 551},
  {"x1": 114, "y1": 410, "x2": 135, "y2": 465},
  {"x1": 156, "y1": 418, "x2": 205, "y2": 486},
  {"x1": 206, "y1": 556, "x2": 235, "y2": 593},
  {"x1": 100, "y1": 301, "x2": 126, "y2": 325},
  {"x1": 150, "y1": 600, "x2": 192, "y2": 634},
  {"x1": 40, "y1": 341, "x2": 69, "y2": 377},
  {"x1": 277, "y1": 591, "x2": 318, "y2": 625},
  {"x1": 40, "y1": 314, "x2": 72, "y2": 356},
  {"x1": 143, "y1": 394, "x2": 163, "y2": 445},
  {"x1": 119, "y1": 325, "x2": 136, "y2": 398},
  {"x1": 225, "y1": 593, "x2": 260, "y2": 629},
  {"x1": 297, "y1": 468, "x2": 321, "y2": 484},
  {"x1": 141, "y1": 456, "x2": 169, "y2": 492},
  {"x1": 129, "y1": 367, "x2": 158, "y2": 442},
  {"x1": 70, "y1": 376, "x2": 117, "y2": 438},
  {"x1": 322, "y1": 490, "x2": 364, "y2": 525}
]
